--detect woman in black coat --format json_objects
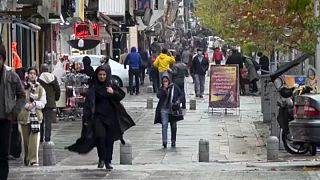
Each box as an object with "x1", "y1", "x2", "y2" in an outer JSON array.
[
  {"x1": 66, "y1": 65, "x2": 135, "y2": 170},
  {"x1": 154, "y1": 72, "x2": 183, "y2": 148}
]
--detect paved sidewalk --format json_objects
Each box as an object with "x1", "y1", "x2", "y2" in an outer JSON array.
[{"x1": 8, "y1": 75, "x2": 320, "y2": 179}]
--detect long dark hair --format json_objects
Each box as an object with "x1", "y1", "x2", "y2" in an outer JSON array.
[{"x1": 24, "y1": 67, "x2": 38, "y2": 89}]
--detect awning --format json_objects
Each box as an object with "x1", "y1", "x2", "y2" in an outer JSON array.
[
  {"x1": 97, "y1": 12, "x2": 120, "y2": 30},
  {"x1": 67, "y1": 39, "x2": 101, "y2": 51},
  {"x1": 137, "y1": 10, "x2": 164, "y2": 31}
]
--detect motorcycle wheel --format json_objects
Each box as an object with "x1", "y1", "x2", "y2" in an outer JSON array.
[
  {"x1": 282, "y1": 130, "x2": 309, "y2": 154},
  {"x1": 310, "y1": 144, "x2": 317, "y2": 156}
]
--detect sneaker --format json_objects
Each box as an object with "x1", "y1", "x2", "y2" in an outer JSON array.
[
  {"x1": 30, "y1": 162, "x2": 39, "y2": 166},
  {"x1": 163, "y1": 143, "x2": 167, "y2": 149}
]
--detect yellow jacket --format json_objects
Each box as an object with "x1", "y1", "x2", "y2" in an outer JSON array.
[{"x1": 153, "y1": 53, "x2": 176, "y2": 72}]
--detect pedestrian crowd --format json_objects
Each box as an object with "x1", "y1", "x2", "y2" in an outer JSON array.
[{"x1": 0, "y1": 36, "x2": 272, "y2": 180}]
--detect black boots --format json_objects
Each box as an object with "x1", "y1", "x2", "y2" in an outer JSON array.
[
  {"x1": 105, "y1": 162, "x2": 113, "y2": 170},
  {"x1": 97, "y1": 160, "x2": 104, "y2": 168},
  {"x1": 98, "y1": 161, "x2": 113, "y2": 170}
]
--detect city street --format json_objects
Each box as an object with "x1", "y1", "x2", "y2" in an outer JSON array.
[{"x1": 8, "y1": 76, "x2": 320, "y2": 179}]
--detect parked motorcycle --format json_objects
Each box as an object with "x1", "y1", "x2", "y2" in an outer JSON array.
[
  {"x1": 268, "y1": 53, "x2": 313, "y2": 155},
  {"x1": 273, "y1": 78, "x2": 311, "y2": 154}
]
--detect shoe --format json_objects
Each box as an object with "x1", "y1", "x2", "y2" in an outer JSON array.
[
  {"x1": 130, "y1": 92, "x2": 133, "y2": 95},
  {"x1": 98, "y1": 160, "x2": 104, "y2": 168},
  {"x1": 136, "y1": 91, "x2": 140, "y2": 95},
  {"x1": 30, "y1": 162, "x2": 39, "y2": 166},
  {"x1": 163, "y1": 143, "x2": 167, "y2": 149},
  {"x1": 171, "y1": 141, "x2": 176, "y2": 147},
  {"x1": 199, "y1": 95, "x2": 203, "y2": 98},
  {"x1": 105, "y1": 163, "x2": 113, "y2": 170},
  {"x1": 196, "y1": 95, "x2": 199, "y2": 98}
]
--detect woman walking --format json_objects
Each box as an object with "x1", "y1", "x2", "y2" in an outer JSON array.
[
  {"x1": 154, "y1": 72, "x2": 184, "y2": 148},
  {"x1": 66, "y1": 65, "x2": 135, "y2": 170},
  {"x1": 18, "y1": 67, "x2": 47, "y2": 166}
]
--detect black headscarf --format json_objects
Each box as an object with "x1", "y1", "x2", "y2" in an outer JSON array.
[{"x1": 94, "y1": 65, "x2": 112, "y2": 97}]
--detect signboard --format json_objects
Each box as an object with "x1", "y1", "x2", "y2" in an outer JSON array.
[
  {"x1": 74, "y1": 23, "x2": 100, "y2": 38},
  {"x1": 284, "y1": 75, "x2": 306, "y2": 88},
  {"x1": 209, "y1": 65, "x2": 239, "y2": 108}
]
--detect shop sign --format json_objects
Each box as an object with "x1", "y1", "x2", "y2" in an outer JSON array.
[{"x1": 74, "y1": 23, "x2": 99, "y2": 38}]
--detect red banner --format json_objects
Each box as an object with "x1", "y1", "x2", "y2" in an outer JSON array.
[{"x1": 209, "y1": 65, "x2": 239, "y2": 108}]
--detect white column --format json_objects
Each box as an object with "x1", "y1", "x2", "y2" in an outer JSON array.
[{"x1": 129, "y1": 26, "x2": 138, "y2": 49}]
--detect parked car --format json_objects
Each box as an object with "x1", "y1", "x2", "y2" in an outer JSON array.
[{"x1": 69, "y1": 55, "x2": 129, "y2": 87}]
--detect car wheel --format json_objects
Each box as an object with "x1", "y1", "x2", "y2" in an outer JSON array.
[{"x1": 111, "y1": 76, "x2": 123, "y2": 87}]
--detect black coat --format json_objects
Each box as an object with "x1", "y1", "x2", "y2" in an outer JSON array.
[
  {"x1": 191, "y1": 56, "x2": 209, "y2": 76},
  {"x1": 226, "y1": 52, "x2": 245, "y2": 69},
  {"x1": 66, "y1": 84, "x2": 135, "y2": 154},
  {"x1": 154, "y1": 83, "x2": 183, "y2": 124}
]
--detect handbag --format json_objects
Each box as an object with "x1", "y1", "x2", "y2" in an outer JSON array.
[
  {"x1": 169, "y1": 86, "x2": 184, "y2": 121},
  {"x1": 30, "y1": 111, "x2": 40, "y2": 134}
]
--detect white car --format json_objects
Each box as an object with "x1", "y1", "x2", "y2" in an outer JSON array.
[{"x1": 69, "y1": 55, "x2": 129, "y2": 87}]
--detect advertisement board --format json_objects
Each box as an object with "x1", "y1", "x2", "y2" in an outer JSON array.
[
  {"x1": 209, "y1": 65, "x2": 239, "y2": 108},
  {"x1": 284, "y1": 75, "x2": 306, "y2": 88}
]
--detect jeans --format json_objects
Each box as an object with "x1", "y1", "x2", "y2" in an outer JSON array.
[
  {"x1": 161, "y1": 110, "x2": 177, "y2": 144},
  {"x1": 96, "y1": 124, "x2": 114, "y2": 163},
  {"x1": 176, "y1": 82, "x2": 186, "y2": 107},
  {"x1": 194, "y1": 74, "x2": 205, "y2": 96},
  {"x1": 0, "y1": 120, "x2": 11, "y2": 180},
  {"x1": 129, "y1": 68, "x2": 140, "y2": 93},
  {"x1": 40, "y1": 108, "x2": 55, "y2": 142}
]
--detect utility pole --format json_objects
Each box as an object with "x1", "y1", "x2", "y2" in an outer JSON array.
[{"x1": 314, "y1": 0, "x2": 320, "y2": 90}]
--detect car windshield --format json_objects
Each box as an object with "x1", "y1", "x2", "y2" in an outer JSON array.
[{"x1": 70, "y1": 56, "x2": 101, "y2": 66}]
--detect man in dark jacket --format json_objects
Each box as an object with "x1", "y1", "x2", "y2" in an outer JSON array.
[
  {"x1": 124, "y1": 47, "x2": 142, "y2": 95},
  {"x1": 0, "y1": 44, "x2": 25, "y2": 180},
  {"x1": 226, "y1": 49, "x2": 246, "y2": 95},
  {"x1": 172, "y1": 54, "x2": 189, "y2": 109},
  {"x1": 38, "y1": 64, "x2": 61, "y2": 142},
  {"x1": 191, "y1": 48, "x2": 209, "y2": 98},
  {"x1": 257, "y1": 52, "x2": 269, "y2": 74},
  {"x1": 138, "y1": 47, "x2": 149, "y2": 85}
]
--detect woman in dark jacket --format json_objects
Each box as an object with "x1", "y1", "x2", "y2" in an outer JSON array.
[
  {"x1": 66, "y1": 65, "x2": 135, "y2": 170},
  {"x1": 80, "y1": 56, "x2": 95, "y2": 87},
  {"x1": 154, "y1": 72, "x2": 183, "y2": 148}
]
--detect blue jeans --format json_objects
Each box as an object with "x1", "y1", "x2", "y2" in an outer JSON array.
[
  {"x1": 161, "y1": 110, "x2": 177, "y2": 144},
  {"x1": 194, "y1": 74, "x2": 205, "y2": 96}
]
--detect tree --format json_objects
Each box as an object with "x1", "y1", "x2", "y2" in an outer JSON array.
[{"x1": 194, "y1": 0, "x2": 317, "y2": 54}]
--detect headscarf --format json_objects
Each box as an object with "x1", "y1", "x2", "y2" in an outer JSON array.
[{"x1": 94, "y1": 65, "x2": 111, "y2": 85}]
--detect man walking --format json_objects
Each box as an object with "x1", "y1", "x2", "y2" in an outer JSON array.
[
  {"x1": 191, "y1": 48, "x2": 209, "y2": 98},
  {"x1": 138, "y1": 47, "x2": 149, "y2": 85},
  {"x1": 38, "y1": 64, "x2": 60, "y2": 142},
  {"x1": 119, "y1": 48, "x2": 128, "y2": 64},
  {"x1": 257, "y1": 52, "x2": 269, "y2": 74},
  {"x1": 0, "y1": 44, "x2": 26, "y2": 180},
  {"x1": 172, "y1": 54, "x2": 189, "y2": 109},
  {"x1": 124, "y1": 47, "x2": 142, "y2": 95},
  {"x1": 226, "y1": 49, "x2": 246, "y2": 95}
]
